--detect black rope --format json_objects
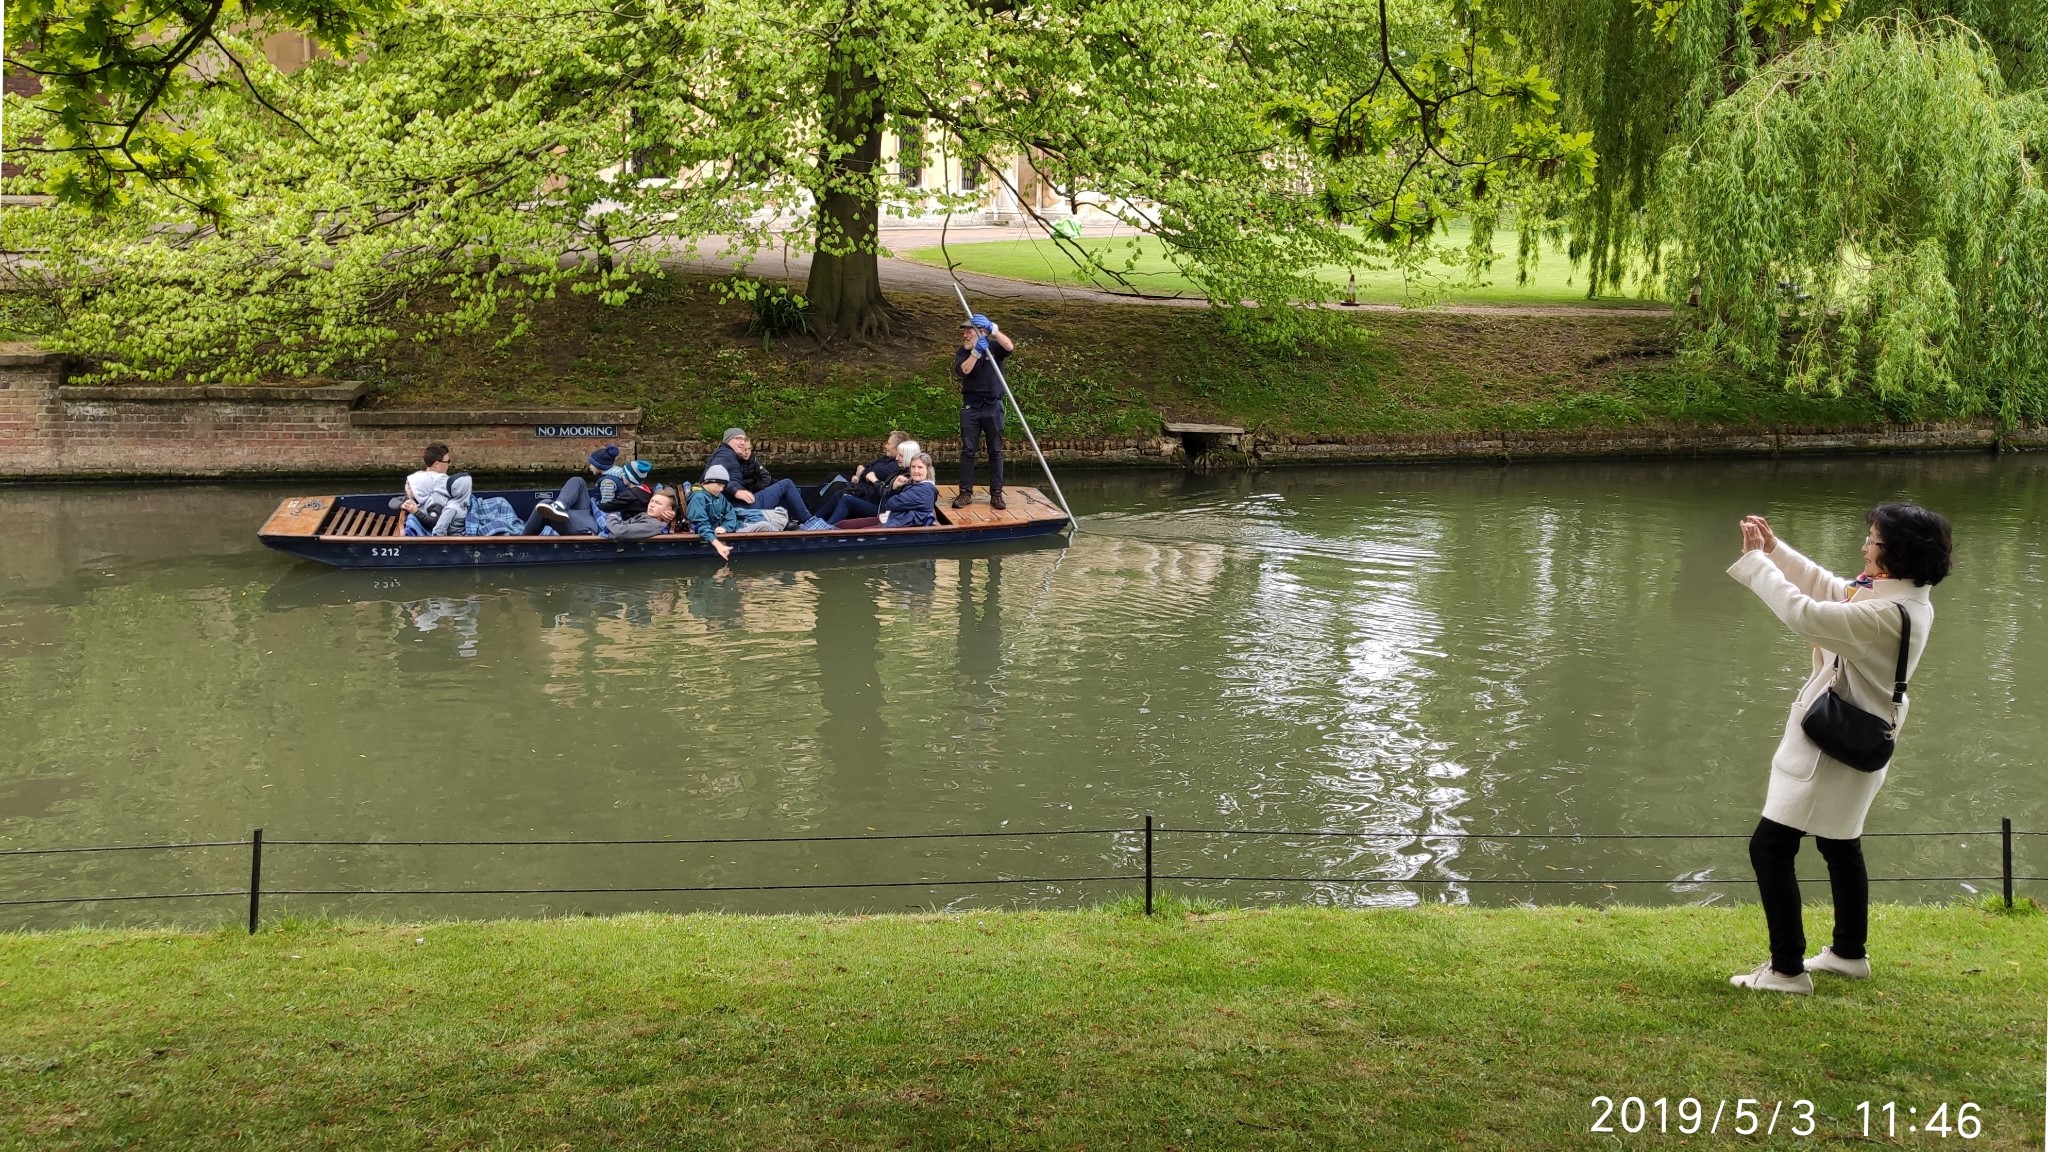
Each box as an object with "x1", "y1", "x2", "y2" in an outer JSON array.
[
  {"x1": 0, "y1": 890, "x2": 244, "y2": 907},
  {"x1": 266, "y1": 828, "x2": 1130, "y2": 848},
  {"x1": 265, "y1": 875, "x2": 1140, "y2": 896},
  {"x1": 0, "y1": 841, "x2": 246, "y2": 858},
  {"x1": 1158, "y1": 828, "x2": 1997, "y2": 840},
  {"x1": 1165, "y1": 875, "x2": 2009, "y2": 886}
]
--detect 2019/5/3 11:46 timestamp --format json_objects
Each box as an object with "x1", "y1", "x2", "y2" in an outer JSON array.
[{"x1": 1588, "y1": 1098, "x2": 1983, "y2": 1138}]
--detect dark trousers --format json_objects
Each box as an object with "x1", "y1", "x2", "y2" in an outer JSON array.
[
  {"x1": 747, "y1": 478, "x2": 812, "y2": 523},
  {"x1": 959, "y1": 398, "x2": 1005, "y2": 495},
  {"x1": 1749, "y1": 816, "x2": 1869, "y2": 976},
  {"x1": 818, "y1": 493, "x2": 878, "y2": 524},
  {"x1": 524, "y1": 475, "x2": 601, "y2": 536}
]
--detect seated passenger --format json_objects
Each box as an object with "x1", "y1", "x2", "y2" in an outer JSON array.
[
  {"x1": 835, "y1": 452, "x2": 938, "y2": 529},
  {"x1": 401, "y1": 442, "x2": 473, "y2": 536},
  {"x1": 607, "y1": 486, "x2": 681, "y2": 541},
  {"x1": 525, "y1": 445, "x2": 610, "y2": 536},
  {"x1": 686, "y1": 465, "x2": 785, "y2": 560},
  {"x1": 597, "y1": 458, "x2": 655, "y2": 517},
  {"x1": 708, "y1": 427, "x2": 814, "y2": 526},
  {"x1": 820, "y1": 434, "x2": 917, "y2": 525}
]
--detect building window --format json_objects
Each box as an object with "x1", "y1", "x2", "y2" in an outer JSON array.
[
  {"x1": 895, "y1": 122, "x2": 924, "y2": 189},
  {"x1": 960, "y1": 162, "x2": 980, "y2": 192}
]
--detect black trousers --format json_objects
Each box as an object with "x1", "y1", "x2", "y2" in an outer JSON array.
[
  {"x1": 1749, "y1": 816, "x2": 1869, "y2": 976},
  {"x1": 958, "y1": 398, "x2": 1005, "y2": 495}
]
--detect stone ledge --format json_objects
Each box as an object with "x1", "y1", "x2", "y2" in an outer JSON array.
[
  {"x1": 0, "y1": 348, "x2": 67, "y2": 368},
  {"x1": 58, "y1": 382, "x2": 370, "y2": 403},
  {"x1": 348, "y1": 408, "x2": 642, "y2": 427}
]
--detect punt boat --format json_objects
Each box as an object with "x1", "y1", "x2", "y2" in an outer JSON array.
[{"x1": 258, "y1": 485, "x2": 1071, "y2": 569}]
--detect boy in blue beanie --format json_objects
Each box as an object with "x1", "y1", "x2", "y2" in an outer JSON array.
[{"x1": 525, "y1": 444, "x2": 628, "y2": 535}]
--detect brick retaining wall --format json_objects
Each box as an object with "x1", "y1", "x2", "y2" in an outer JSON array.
[
  {"x1": 0, "y1": 350, "x2": 639, "y2": 479},
  {"x1": 4, "y1": 347, "x2": 2041, "y2": 480}
]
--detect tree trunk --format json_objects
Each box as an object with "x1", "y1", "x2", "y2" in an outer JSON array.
[{"x1": 807, "y1": 32, "x2": 892, "y2": 341}]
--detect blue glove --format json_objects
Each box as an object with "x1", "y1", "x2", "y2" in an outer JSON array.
[
  {"x1": 970, "y1": 313, "x2": 992, "y2": 332},
  {"x1": 975, "y1": 334, "x2": 990, "y2": 355}
]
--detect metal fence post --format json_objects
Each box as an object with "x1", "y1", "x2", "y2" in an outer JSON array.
[
  {"x1": 248, "y1": 828, "x2": 264, "y2": 935},
  {"x1": 1144, "y1": 815, "x2": 1154, "y2": 916},
  {"x1": 2002, "y1": 818, "x2": 2013, "y2": 911}
]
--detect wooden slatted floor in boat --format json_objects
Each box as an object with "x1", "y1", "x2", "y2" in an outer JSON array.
[
  {"x1": 933, "y1": 486, "x2": 1066, "y2": 527},
  {"x1": 324, "y1": 507, "x2": 402, "y2": 538}
]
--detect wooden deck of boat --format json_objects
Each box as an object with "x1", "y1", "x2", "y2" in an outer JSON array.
[
  {"x1": 931, "y1": 486, "x2": 1067, "y2": 527},
  {"x1": 266, "y1": 486, "x2": 1064, "y2": 540}
]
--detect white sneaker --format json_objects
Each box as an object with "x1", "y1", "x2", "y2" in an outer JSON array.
[
  {"x1": 1730, "y1": 961, "x2": 1813, "y2": 995},
  {"x1": 1804, "y1": 946, "x2": 1872, "y2": 979}
]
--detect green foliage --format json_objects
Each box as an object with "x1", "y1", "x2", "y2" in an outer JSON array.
[
  {"x1": 2, "y1": 0, "x2": 1613, "y2": 379},
  {"x1": 2, "y1": 0, "x2": 394, "y2": 216},
  {"x1": 719, "y1": 278, "x2": 812, "y2": 342},
  {"x1": 1663, "y1": 18, "x2": 2048, "y2": 423}
]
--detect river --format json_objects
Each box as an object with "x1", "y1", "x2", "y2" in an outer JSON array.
[{"x1": 3, "y1": 455, "x2": 2042, "y2": 927}]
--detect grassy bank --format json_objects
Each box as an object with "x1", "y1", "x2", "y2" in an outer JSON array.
[
  {"x1": 4, "y1": 903, "x2": 2042, "y2": 1150},
  {"x1": 367, "y1": 275, "x2": 1885, "y2": 442}
]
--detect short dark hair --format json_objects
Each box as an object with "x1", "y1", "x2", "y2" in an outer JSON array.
[
  {"x1": 1867, "y1": 503, "x2": 1952, "y2": 586},
  {"x1": 423, "y1": 442, "x2": 450, "y2": 467}
]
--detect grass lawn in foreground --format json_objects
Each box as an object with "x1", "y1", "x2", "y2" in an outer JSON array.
[
  {"x1": 901, "y1": 224, "x2": 1658, "y2": 307},
  {"x1": 3, "y1": 902, "x2": 2042, "y2": 1150}
]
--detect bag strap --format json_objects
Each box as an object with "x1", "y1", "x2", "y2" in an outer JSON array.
[
  {"x1": 1830, "y1": 602, "x2": 1914, "y2": 708},
  {"x1": 1890, "y1": 602, "x2": 1911, "y2": 706}
]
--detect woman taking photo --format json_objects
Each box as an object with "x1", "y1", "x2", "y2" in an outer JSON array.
[{"x1": 1725, "y1": 503, "x2": 1951, "y2": 994}]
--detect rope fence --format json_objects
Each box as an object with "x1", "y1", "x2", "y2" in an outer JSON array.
[{"x1": 1, "y1": 816, "x2": 2035, "y2": 931}]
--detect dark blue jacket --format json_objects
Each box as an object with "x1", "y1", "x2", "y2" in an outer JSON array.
[
  {"x1": 882, "y1": 480, "x2": 938, "y2": 527},
  {"x1": 851, "y1": 454, "x2": 901, "y2": 502},
  {"x1": 707, "y1": 443, "x2": 773, "y2": 496}
]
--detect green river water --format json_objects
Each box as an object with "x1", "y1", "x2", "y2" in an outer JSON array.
[{"x1": 3, "y1": 456, "x2": 2042, "y2": 926}]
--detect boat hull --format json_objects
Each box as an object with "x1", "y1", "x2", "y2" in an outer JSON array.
[{"x1": 258, "y1": 488, "x2": 1071, "y2": 569}]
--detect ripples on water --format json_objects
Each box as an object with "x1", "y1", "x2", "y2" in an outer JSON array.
[{"x1": 3, "y1": 456, "x2": 2044, "y2": 923}]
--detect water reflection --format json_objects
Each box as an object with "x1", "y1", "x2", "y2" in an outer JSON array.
[{"x1": 4, "y1": 457, "x2": 2046, "y2": 925}]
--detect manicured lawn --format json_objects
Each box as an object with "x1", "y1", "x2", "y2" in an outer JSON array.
[
  {"x1": 901, "y1": 224, "x2": 1659, "y2": 307},
  {"x1": 3, "y1": 902, "x2": 2041, "y2": 1149}
]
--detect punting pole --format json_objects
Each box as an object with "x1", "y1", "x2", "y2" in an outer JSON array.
[{"x1": 952, "y1": 283, "x2": 1077, "y2": 530}]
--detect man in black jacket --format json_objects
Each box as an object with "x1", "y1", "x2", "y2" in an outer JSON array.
[
  {"x1": 706, "y1": 428, "x2": 814, "y2": 525},
  {"x1": 954, "y1": 315, "x2": 1015, "y2": 510}
]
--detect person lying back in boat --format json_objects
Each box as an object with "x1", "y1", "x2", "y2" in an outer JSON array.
[
  {"x1": 818, "y1": 433, "x2": 918, "y2": 525},
  {"x1": 686, "y1": 464, "x2": 787, "y2": 559},
  {"x1": 523, "y1": 445, "x2": 619, "y2": 536},
  {"x1": 832, "y1": 452, "x2": 939, "y2": 529},
  {"x1": 606, "y1": 486, "x2": 681, "y2": 542},
  {"x1": 400, "y1": 442, "x2": 473, "y2": 536},
  {"x1": 707, "y1": 428, "x2": 815, "y2": 527}
]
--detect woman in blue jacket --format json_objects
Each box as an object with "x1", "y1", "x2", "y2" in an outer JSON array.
[{"x1": 835, "y1": 453, "x2": 937, "y2": 529}]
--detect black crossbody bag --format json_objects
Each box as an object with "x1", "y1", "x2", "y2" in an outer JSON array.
[{"x1": 1800, "y1": 603, "x2": 1911, "y2": 773}]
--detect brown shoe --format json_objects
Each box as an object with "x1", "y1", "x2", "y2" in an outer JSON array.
[
  {"x1": 951, "y1": 493, "x2": 974, "y2": 509},
  {"x1": 989, "y1": 493, "x2": 1006, "y2": 510}
]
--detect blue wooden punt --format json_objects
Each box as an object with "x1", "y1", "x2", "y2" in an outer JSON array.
[{"x1": 258, "y1": 485, "x2": 1071, "y2": 569}]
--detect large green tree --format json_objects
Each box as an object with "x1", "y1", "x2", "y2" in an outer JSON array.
[
  {"x1": 3, "y1": 0, "x2": 393, "y2": 216},
  {"x1": 2, "y1": 0, "x2": 1594, "y2": 375}
]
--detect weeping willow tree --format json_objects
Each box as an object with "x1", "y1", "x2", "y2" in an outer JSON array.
[
  {"x1": 1499, "y1": 0, "x2": 2046, "y2": 296},
  {"x1": 1663, "y1": 18, "x2": 2048, "y2": 423}
]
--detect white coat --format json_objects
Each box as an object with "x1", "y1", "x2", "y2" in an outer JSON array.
[{"x1": 1727, "y1": 543, "x2": 1934, "y2": 840}]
